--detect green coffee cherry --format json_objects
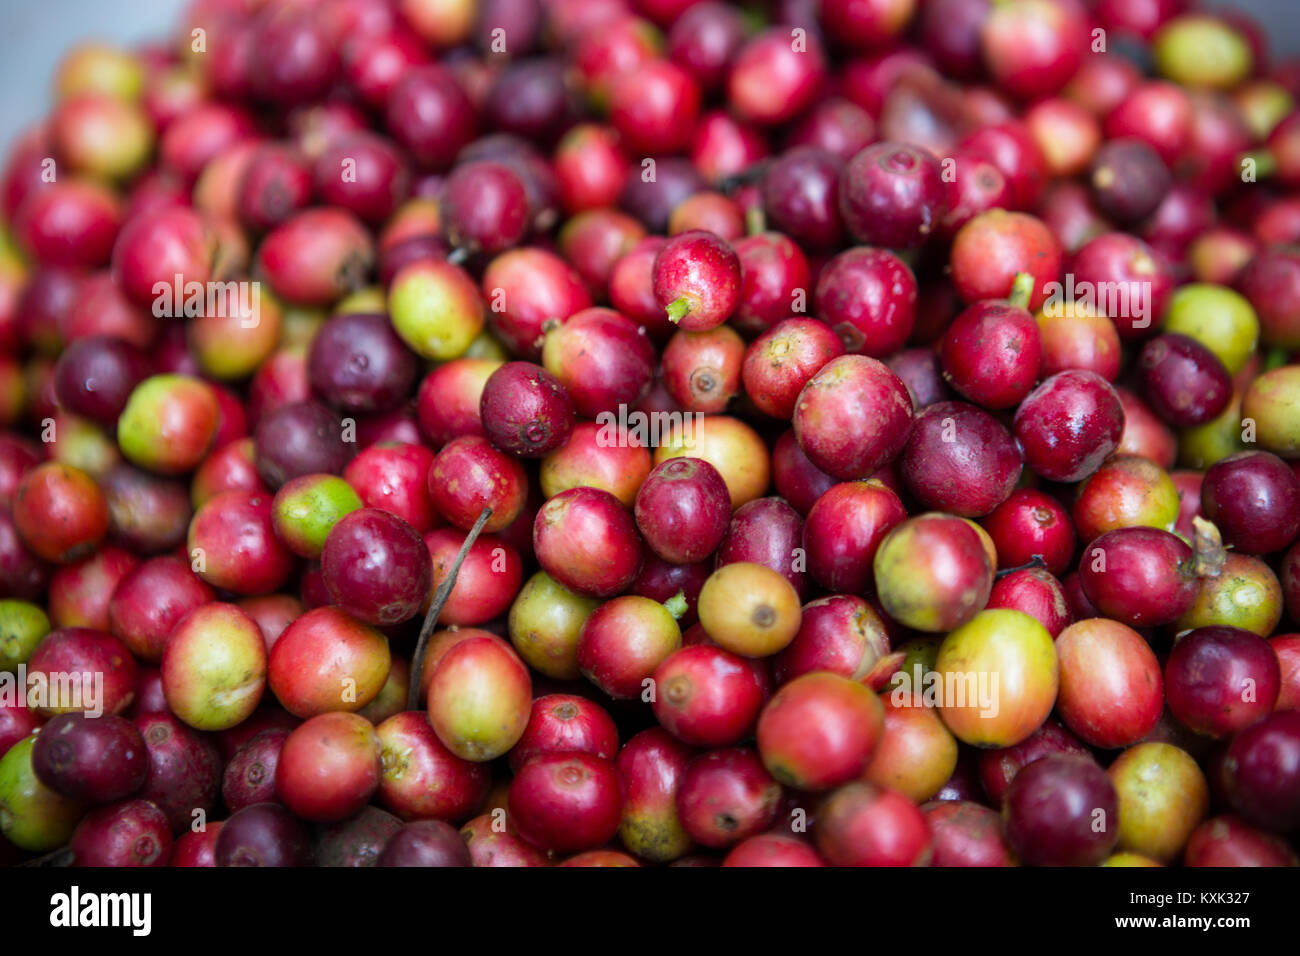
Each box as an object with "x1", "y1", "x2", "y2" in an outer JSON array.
[
  {"x1": 0, "y1": 737, "x2": 86, "y2": 852},
  {"x1": 0, "y1": 601, "x2": 51, "y2": 672},
  {"x1": 1163, "y1": 284, "x2": 1259, "y2": 375},
  {"x1": 1242, "y1": 365, "x2": 1300, "y2": 458},
  {"x1": 271, "y1": 474, "x2": 364, "y2": 559},
  {"x1": 1153, "y1": 15, "x2": 1253, "y2": 90}
]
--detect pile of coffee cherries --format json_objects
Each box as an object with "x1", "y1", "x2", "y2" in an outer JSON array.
[{"x1": 0, "y1": 0, "x2": 1298, "y2": 867}]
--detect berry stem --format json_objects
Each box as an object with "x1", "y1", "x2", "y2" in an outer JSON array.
[
  {"x1": 665, "y1": 296, "x2": 693, "y2": 324},
  {"x1": 407, "y1": 506, "x2": 494, "y2": 710},
  {"x1": 1007, "y1": 272, "x2": 1035, "y2": 310},
  {"x1": 995, "y1": 554, "x2": 1046, "y2": 579},
  {"x1": 663, "y1": 589, "x2": 689, "y2": 620},
  {"x1": 17, "y1": 846, "x2": 74, "y2": 867},
  {"x1": 1190, "y1": 515, "x2": 1227, "y2": 580}
]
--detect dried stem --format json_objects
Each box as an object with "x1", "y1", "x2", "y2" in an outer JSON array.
[{"x1": 407, "y1": 506, "x2": 494, "y2": 711}]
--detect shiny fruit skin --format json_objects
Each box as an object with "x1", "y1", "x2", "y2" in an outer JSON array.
[
  {"x1": 815, "y1": 247, "x2": 917, "y2": 358},
  {"x1": 1077, "y1": 527, "x2": 1198, "y2": 628},
  {"x1": 980, "y1": 488, "x2": 1077, "y2": 576},
  {"x1": 321, "y1": 508, "x2": 432, "y2": 627},
  {"x1": 1137, "y1": 333, "x2": 1233, "y2": 427},
  {"x1": 427, "y1": 435, "x2": 527, "y2": 534},
  {"x1": 1201, "y1": 451, "x2": 1300, "y2": 556},
  {"x1": 922, "y1": 801, "x2": 1015, "y2": 867},
  {"x1": 26, "y1": 626, "x2": 137, "y2": 717},
  {"x1": 977, "y1": 719, "x2": 1092, "y2": 805},
  {"x1": 109, "y1": 556, "x2": 215, "y2": 663},
  {"x1": 676, "y1": 747, "x2": 780, "y2": 849},
  {"x1": 215, "y1": 803, "x2": 313, "y2": 867},
  {"x1": 803, "y1": 480, "x2": 906, "y2": 594},
  {"x1": 662, "y1": 325, "x2": 744, "y2": 414},
  {"x1": 377, "y1": 819, "x2": 472, "y2": 867},
  {"x1": 1220, "y1": 710, "x2": 1300, "y2": 833},
  {"x1": 541, "y1": 307, "x2": 655, "y2": 418},
  {"x1": 12, "y1": 463, "x2": 109, "y2": 564},
  {"x1": 1164, "y1": 626, "x2": 1281, "y2": 738},
  {"x1": 899, "y1": 402, "x2": 1023, "y2": 518},
  {"x1": 507, "y1": 571, "x2": 600, "y2": 680},
  {"x1": 508, "y1": 694, "x2": 619, "y2": 773},
  {"x1": 271, "y1": 474, "x2": 363, "y2": 559},
  {"x1": 986, "y1": 567, "x2": 1072, "y2": 638},
  {"x1": 1242, "y1": 366, "x2": 1300, "y2": 459},
  {"x1": 426, "y1": 636, "x2": 531, "y2": 762},
  {"x1": 162, "y1": 602, "x2": 267, "y2": 732},
  {"x1": 540, "y1": 421, "x2": 652, "y2": 508},
  {"x1": 742, "y1": 318, "x2": 845, "y2": 418},
  {"x1": 267, "y1": 606, "x2": 390, "y2": 719},
  {"x1": 651, "y1": 644, "x2": 766, "y2": 747},
  {"x1": 874, "y1": 514, "x2": 993, "y2": 633},
  {"x1": 653, "y1": 230, "x2": 740, "y2": 332},
  {"x1": 415, "y1": 357, "x2": 499, "y2": 447},
  {"x1": 616, "y1": 727, "x2": 694, "y2": 863},
  {"x1": 722, "y1": 833, "x2": 825, "y2": 867},
  {"x1": 1183, "y1": 814, "x2": 1299, "y2": 867},
  {"x1": 30, "y1": 712, "x2": 148, "y2": 803},
  {"x1": 1175, "y1": 553, "x2": 1283, "y2": 637},
  {"x1": 774, "y1": 595, "x2": 890, "y2": 684},
  {"x1": 634, "y1": 557, "x2": 710, "y2": 628},
  {"x1": 862, "y1": 698, "x2": 959, "y2": 804},
  {"x1": 757, "y1": 672, "x2": 884, "y2": 791},
  {"x1": 941, "y1": 302, "x2": 1043, "y2": 411},
  {"x1": 697, "y1": 562, "x2": 802, "y2": 658},
  {"x1": 933, "y1": 608, "x2": 1059, "y2": 748},
  {"x1": 187, "y1": 491, "x2": 296, "y2": 597},
  {"x1": 275, "y1": 712, "x2": 382, "y2": 823},
  {"x1": 376, "y1": 711, "x2": 491, "y2": 823},
  {"x1": 714, "y1": 496, "x2": 808, "y2": 599},
  {"x1": 771, "y1": 430, "x2": 837, "y2": 516},
  {"x1": 460, "y1": 813, "x2": 549, "y2": 867},
  {"x1": 479, "y1": 361, "x2": 575, "y2": 458},
  {"x1": 793, "y1": 355, "x2": 913, "y2": 481},
  {"x1": 1013, "y1": 370, "x2": 1125, "y2": 484},
  {"x1": 1071, "y1": 455, "x2": 1179, "y2": 543},
  {"x1": 814, "y1": 782, "x2": 933, "y2": 867},
  {"x1": 342, "y1": 442, "x2": 439, "y2": 534},
  {"x1": 117, "y1": 375, "x2": 221, "y2": 476},
  {"x1": 1161, "y1": 283, "x2": 1258, "y2": 376},
  {"x1": 839, "y1": 143, "x2": 946, "y2": 250},
  {"x1": 1108, "y1": 742, "x2": 1209, "y2": 863},
  {"x1": 950, "y1": 209, "x2": 1061, "y2": 309},
  {"x1": 1273, "y1": 633, "x2": 1300, "y2": 711},
  {"x1": 70, "y1": 799, "x2": 172, "y2": 867},
  {"x1": 0, "y1": 598, "x2": 50, "y2": 673},
  {"x1": 1003, "y1": 754, "x2": 1118, "y2": 867},
  {"x1": 533, "y1": 486, "x2": 643, "y2": 599},
  {"x1": 222, "y1": 729, "x2": 287, "y2": 814},
  {"x1": 1054, "y1": 619, "x2": 1163, "y2": 750},
  {"x1": 0, "y1": 735, "x2": 86, "y2": 851},
  {"x1": 170, "y1": 823, "x2": 223, "y2": 867},
  {"x1": 132, "y1": 711, "x2": 222, "y2": 833},
  {"x1": 577, "y1": 595, "x2": 682, "y2": 700},
  {"x1": 1035, "y1": 299, "x2": 1121, "y2": 381},
  {"x1": 634, "y1": 457, "x2": 731, "y2": 565},
  {"x1": 388, "y1": 259, "x2": 485, "y2": 361},
  {"x1": 508, "y1": 751, "x2": 623, "y2": 854},
  {"x1": 425, "y1": 529, "x2": 523, "y2": 626},
  {"x1": 653, "y1": 415, "x2": 771, "y2": 511}
]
